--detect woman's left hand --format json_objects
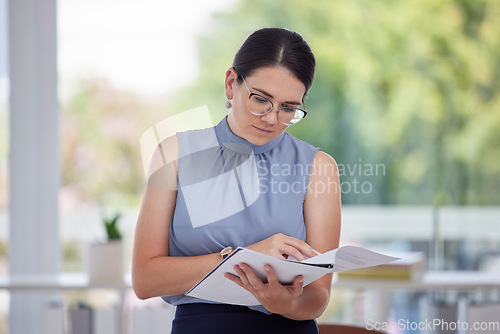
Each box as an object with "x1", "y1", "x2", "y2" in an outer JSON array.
[{"x1": 224, "y1": 263, "x2": 303, "y2": 314}]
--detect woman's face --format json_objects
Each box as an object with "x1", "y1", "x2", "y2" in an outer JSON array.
[{"x1": 225, "y1": 66, "x2": 306, "y2": 146}]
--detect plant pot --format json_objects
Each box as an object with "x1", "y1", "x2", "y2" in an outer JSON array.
[{"x1": 88, "y1": 240, "x2": 124, "y2": 283}]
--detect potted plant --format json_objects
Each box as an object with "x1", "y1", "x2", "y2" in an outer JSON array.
[{"x1": 88, "y1": 213, "x2": 124, "y2": 283}]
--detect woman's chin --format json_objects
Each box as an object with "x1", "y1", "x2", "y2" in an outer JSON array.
[{"x1": 245, "y1": 134, "x2": 273, "y2": 146}]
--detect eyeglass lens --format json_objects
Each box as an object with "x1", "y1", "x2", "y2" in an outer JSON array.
[{"x1": 247, "y1": 95, "x2": 305, "y2": 125}]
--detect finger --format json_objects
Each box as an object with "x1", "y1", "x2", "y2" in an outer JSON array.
[
  {"x1": 290, "y1": 275, "x2": 304, "y2": 297},
  {"x1": 224, "y1": 272, "x2": 244, "y2": 288},
  {"x1": 239, "y1": 263, "x2": 265, "y2": 290},
  {"x1": 282, "y1": 236, "x2": 318, "y2": 259},
  {"x1": 264, "y1": 265, "x2": 281, "y2": 288},
  {"x1": 234, "y1": 265, "x2": 252, "y2": 287},
  {"x1": 280, "y1": 244, "x2": 308, "y2": 262},
  {"x1": 233, "y1": 266, "x2": 262, "y2": 296}
]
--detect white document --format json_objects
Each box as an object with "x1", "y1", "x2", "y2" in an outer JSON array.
[{"x1": 185, "y1": 246, "x2": 399, "y2": 306}]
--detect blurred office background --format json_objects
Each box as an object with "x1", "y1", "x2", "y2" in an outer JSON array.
[{"x1": 0, "y1": 0, "x2": 499, "y2": 333}]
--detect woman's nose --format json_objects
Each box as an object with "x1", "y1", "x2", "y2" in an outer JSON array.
[{"x1": 261, "y1": 107, "x2": 279, "y2": 125}]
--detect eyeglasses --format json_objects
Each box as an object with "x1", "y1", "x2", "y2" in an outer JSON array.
[{"x1": 240, "y1": 76, "x2": 307, "y2": 126}]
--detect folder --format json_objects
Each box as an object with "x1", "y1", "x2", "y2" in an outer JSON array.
[{"x1": 186, "y1": 246, "x2": 399, "y2": 306}]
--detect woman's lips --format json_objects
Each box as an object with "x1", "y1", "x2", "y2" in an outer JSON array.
[{"x1": 253, "y1": 125, "x2": 273, "y2": 135}]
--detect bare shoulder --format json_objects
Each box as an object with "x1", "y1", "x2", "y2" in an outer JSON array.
[
  {"x1": 311, "y1": 151, "x2": 339, "y2": 177},
  {"x1": 304, "y1": 150, "x2": 341, "y2": 252},
  {"x1": 305, "y1": 150, "x2": 341, "y2": 207},
  {"x1": 135, "y1": 135, "x2": 179, "y2": 258},
  {"x1": 155, "y1": 134, "x2": 179, "y2": 161},
  {"x1": 147, "y1": 134, "x2": 179, "y2": 191}
]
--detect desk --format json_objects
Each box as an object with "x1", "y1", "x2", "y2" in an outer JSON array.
[{"x1": 333, "y1": 271, "x2": 500, "y2": 322}]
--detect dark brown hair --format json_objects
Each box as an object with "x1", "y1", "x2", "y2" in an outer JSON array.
[{"x1": 232, "y1": 28, "x2": 316, "y2": 95}]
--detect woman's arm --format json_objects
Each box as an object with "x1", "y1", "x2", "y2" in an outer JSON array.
[
  {"x1": 225, "y1": 151, "x2": 341, "y2": 320},
  {"x1": 132, "y1": 185, "x2": 224, "y2": 299},
  {"x1": 282, "y1": 150, "x2": 341, "y2": 319},
  {"x1": 132, "y1": 135, "x2": 222, "y2": 299}
]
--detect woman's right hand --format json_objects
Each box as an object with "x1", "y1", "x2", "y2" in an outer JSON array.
[{"x1": 245, "y1": 233, "x2": 318, "y2": 261}]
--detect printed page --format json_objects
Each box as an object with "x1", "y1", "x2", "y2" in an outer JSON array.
[{"x1": 302, "y1": 245, "x2": 399, "y2": 271}]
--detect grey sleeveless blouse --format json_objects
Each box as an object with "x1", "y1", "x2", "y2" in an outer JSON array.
[{"x1": 162, "y1": 116, "x2": 320, "y2": 312}]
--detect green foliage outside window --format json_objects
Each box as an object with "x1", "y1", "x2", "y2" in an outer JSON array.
[
  {"x1": 61, "y1": 0, "x2": 500, "y2": 207},
  {"x1": 169, "y1": 0, "x2": 500, "y2": 205}
]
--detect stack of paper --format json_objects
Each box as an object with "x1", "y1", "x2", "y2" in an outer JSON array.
[{"x1": 186, "y1": 245, "x2": 399, "y2": 306}]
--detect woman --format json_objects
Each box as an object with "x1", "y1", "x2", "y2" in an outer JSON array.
[{"x1": 132, "y1": 27, "x2": 341, "y2": 333}]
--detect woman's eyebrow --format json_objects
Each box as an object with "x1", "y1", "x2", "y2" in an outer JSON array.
[{"x1": 253, "y1": 87, "x2": 302, "y2": 105}]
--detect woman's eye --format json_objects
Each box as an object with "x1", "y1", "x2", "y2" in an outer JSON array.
[
  {"x1": 282, "y1": 107, "x2": 296, "y2": 113},
  {"x1": 255, "y1": 97, "x2": 268, "y2": 103}
]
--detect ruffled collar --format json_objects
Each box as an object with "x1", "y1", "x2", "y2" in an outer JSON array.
[{"x1": 215, "y1": 116, "x2": 285, "y2": 154}]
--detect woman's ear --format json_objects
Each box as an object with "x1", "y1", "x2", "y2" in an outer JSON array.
[{"x1": 224, "y1": 67, "x2": 238, "y2": 100}]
